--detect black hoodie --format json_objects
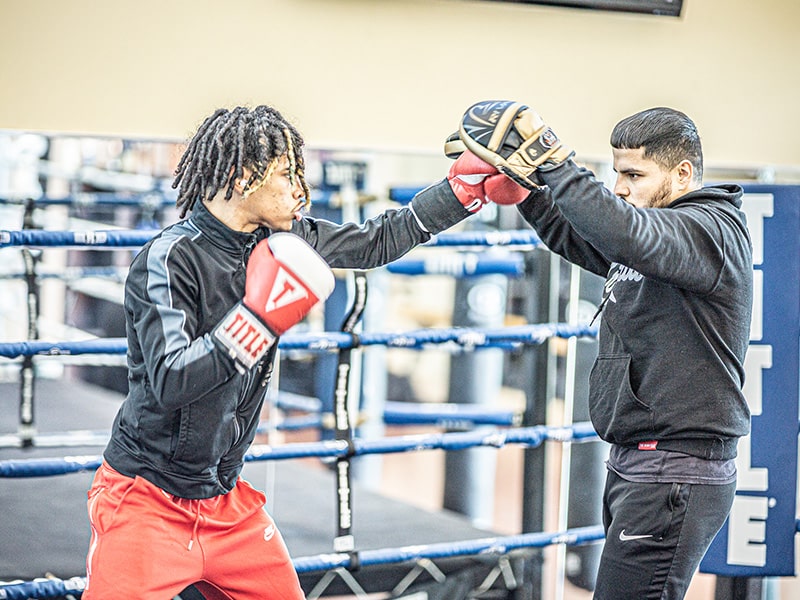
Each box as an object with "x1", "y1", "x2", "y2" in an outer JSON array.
[{"x1": 518, "y1": 161, "x2": 753, "y2": 460}]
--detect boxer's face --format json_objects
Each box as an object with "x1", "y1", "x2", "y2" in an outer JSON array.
[
  {"x1": 611, "y1": 147, "x2": 690, "y2": 209},
  {"x1": 239, "y1": 155, "x2": 306, "y2": 231}
]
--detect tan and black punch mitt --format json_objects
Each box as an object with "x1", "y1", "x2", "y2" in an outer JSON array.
[{"x1": 458, "y1": 100, "x2": 573, "y2": 189}]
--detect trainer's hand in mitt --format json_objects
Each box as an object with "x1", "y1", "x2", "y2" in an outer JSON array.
[
  {"x1": 458, "y1": 100, "x2": 573, "y2": 189},
  {"x1": 444, "y1": 131, "x2": 467, "y2": 160},
  {"x1": 447, "y1": 150, "x2": 530, "y2": 213}
]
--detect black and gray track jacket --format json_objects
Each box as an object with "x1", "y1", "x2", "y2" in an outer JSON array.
[
  {"x1": 518, "y1": 161, "x2": 753, "y2": 460},
  {"x1": 103, "y1": 180, "x2": 469, "y2": 499}
]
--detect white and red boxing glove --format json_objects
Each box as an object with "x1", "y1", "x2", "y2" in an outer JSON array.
[
  {"x1": 447, "y1": 150, "x2": 531, "y2": 213},
  {"x1": 213, "y1": 233, "x2": 335, "y2": 369}
]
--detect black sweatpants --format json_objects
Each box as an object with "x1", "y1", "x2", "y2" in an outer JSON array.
[{"x1": 593, "y1": 471, "x2": 736, "y2": 600}]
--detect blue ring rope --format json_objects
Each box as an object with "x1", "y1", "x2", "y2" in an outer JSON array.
[
  {"x1": 0, "y1": 323, "x2": 597, "y2": 358},
  {"x1": 0, "y1": 228, "x2": 542, "y2": 249},
  {"x1": 0, "y1": 422, "x2": 599, "y2": 478},
  {"x1": 0, "y1": 189, "x2": 340, "y2": 210},
  {"x1": 0, "y1": 525, "x2": 606, "y2": 599}
]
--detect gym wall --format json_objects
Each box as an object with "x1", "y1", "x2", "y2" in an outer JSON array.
[{"x1": 0, "y1": 0, "x2": 796, "y2": 168}]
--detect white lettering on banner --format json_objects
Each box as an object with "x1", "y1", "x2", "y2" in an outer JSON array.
[
  {"x1": 727, "y1": 193, "x2": 774, "y2": 566},
  {"x1": 736, "y1": 340, "x2": 771, "y2": 490},
  {"x1": 741, "y1": 194, "x2": 773, "y2": 341},
  {"x1": 750, "y1": 270, "x2": 763, "y2": 341},
  {"x1": 741, "y1": 346, "x2": 771, "y2": 425},
  {"x1": 727, "y1": 495, "x2": 769, "y2": 567},
  {"x1": 740, "y1": 194, "x2": 774, "y2": 266}
]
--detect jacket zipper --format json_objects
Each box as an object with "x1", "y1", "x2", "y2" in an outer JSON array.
[
  {"x1": 230, "y1": 233, "x2": 259, "y2": 449},
  {"x1": 241, "y1": 235, "x2": 257, "y2": 270},
  {"x1": 232, "y1": 363, "x2": 261, "y2": 448}
]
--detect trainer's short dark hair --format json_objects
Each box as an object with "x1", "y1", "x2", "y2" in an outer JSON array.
[{"x1": 611, "y1": 107, "x2": 703, "y2": 182}]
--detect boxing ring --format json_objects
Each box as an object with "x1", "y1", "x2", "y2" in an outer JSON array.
[
  {"x1": 1, "y1": 182, "x2": 799, "y2": 600},
  {"x1": 0, "y1": 189, "x2": 609, "y2": 600}
]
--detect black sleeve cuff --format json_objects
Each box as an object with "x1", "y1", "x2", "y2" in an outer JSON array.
[{"x1": 409, "y1": 179, "x2": 472, "y2": 235}]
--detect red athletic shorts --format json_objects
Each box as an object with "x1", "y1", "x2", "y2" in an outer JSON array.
[{"x1": 84, "y1": 461, "x2": 305, "y2": 599}]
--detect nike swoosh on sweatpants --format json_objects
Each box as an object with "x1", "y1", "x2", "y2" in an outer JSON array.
[{"x1": 618, "y1": 530, "x2": 654, "y2": 541}]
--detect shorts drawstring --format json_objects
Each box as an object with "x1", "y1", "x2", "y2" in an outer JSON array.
[{"x1": 188, "y1": 499, "x2": 202, "y2": 551}]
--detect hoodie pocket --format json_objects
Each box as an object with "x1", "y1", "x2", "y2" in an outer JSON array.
[
  {"x1": 589, "y1": 354, "x2": 654, "y2": 442},
  {"x1": 170, "y1": 397, "x2": 238, "y2": 465},
  {"x1": 170, "y1": 403, "x2": 193, "y2": 461}
]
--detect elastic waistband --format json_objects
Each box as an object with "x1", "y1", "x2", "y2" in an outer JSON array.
[{"x1": 631, "y1": 437, "x2": 739, "y2": 460}]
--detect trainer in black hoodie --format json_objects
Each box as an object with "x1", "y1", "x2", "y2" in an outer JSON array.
[
  {"x1": 520, "y1": 163, "x2": 752, "y2": 458},
  {"x1": 510, "y1": 105, "x2": 753, "y2": 600}
]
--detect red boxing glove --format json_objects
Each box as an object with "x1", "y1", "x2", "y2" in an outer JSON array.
[
  {"x1": 447, "y1": 150, "x2": 531, "y2": 213},
  {"x1": 214, "y1": 233, "x2": 334, "y2": 369}
]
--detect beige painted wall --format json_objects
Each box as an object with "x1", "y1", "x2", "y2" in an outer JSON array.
[{"x1": 0, "y1": 0, "x2": 797, "y2": 168}]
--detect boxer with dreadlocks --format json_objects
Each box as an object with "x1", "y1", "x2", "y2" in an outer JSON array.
[
  {"x1": 172, "y1": 105, "x2": 312, "y2": 218},
  {"x1": 83, "y1": 104, "x2": 526, "y2": 599}
]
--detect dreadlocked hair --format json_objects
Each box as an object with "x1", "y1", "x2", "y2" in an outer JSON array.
[{"x1": 172, "y1": 105, "x2": 309, "y2": 218}]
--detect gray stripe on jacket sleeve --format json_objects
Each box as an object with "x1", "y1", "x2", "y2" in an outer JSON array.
[{"x1": 145, "y1": 227, "x2": 212, "y2": 367}]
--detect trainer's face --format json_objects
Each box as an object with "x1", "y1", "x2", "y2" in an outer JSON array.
[
  {"x1": 612, "y1": 147, "x2": 679, "y2": 209},
  {"x1": 241, "y1": 155, "x2": 307, "y2": 231}
]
